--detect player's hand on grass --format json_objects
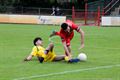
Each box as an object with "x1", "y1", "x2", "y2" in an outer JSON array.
[
  {"x1": 24, "y1": 58, "x2": 28, "y2": 61},
  {"x1": 49, "y1": 30, "x2": 56, "y2": 37},
  {"x1": 23, "y1": 58, "x2": 31, "y2": 61}
]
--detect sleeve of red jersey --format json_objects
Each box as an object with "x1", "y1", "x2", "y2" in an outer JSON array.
[
  {"x1": 55, "y1": 32, "x2": 60, "y2": 36},
  {"x1": 72, "y1": 22, "x2": 80, "y2": 32}
]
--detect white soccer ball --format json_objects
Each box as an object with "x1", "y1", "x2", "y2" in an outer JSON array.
[{"x1": 78, "y1": 53, "x2": 87, "y2": 61}]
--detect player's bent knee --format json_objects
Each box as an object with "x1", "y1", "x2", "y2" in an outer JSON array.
[{"x1": 49, "y1": 43, "x2": 54, "y2": 48}]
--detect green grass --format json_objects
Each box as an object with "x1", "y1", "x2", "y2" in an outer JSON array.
[{"x1": 0, "y1": 24, "x2": 120, "y2": 80}]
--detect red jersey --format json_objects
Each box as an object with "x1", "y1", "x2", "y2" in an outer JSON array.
[{"x1": 55, "y1": 20, "x2": 80, "y2": 46}]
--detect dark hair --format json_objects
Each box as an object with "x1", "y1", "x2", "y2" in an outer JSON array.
[
  {"x1": 61, "y1": 23, "x2": 68, "y2": 30},
  {"x1": 33, "y1": 37, "x2": 42, "y2": 46}
]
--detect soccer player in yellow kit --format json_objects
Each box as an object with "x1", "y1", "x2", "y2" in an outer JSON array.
[{"x1": 24, "y1": 37, "x2": 65, "y2": 63}]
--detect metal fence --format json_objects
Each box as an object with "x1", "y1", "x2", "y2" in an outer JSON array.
[{"x1": 0, "y1": 6, "x2": 72, "y2": 17}]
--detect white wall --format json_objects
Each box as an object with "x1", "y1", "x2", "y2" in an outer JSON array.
[
  {"x1": 102, "y1": 16, "x2": 120, "y2": 26},
  {"x1": 0, "y1": 14, "x2": 66, "y2": 25}
]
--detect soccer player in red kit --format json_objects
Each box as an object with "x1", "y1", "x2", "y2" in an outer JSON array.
[{"x1": 50, "y1": 20, "x2": 84, "y2": 60}]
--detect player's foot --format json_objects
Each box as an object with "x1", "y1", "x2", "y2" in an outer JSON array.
[{"x1": 68, "y1": 58, "x2": 80, "y2": 63}]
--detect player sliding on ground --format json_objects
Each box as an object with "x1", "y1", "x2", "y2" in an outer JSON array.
[
  {"x1": 50, "y1": 19, "x2": 85, "y2": 61},
  {"x1": 24, "y1": 37, "x2": 80, "y2": 63}
]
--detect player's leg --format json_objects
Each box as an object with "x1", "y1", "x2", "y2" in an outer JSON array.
[
  {"x1": 64, "y1": 44, "x2": 72, "y2": 61},
  {"x1": 65, "y1": 45, "x2": 71, "y2": 56},
  {"x1": 65, "y1": 35, "x2": 80, "y2": 63},
  {"x1": 65, "y1": 39, "x2": 71, "y2": 56},
  {"x1": 53, "y1": 55, "x2": 65, "y2": 61},
  {"x1": 44, "y1": 43, "x2": 54, "y2": 54},
  {"x1": 67, "y1": 45, "x2": 71, "y2": 54},
  {"x1": 65, "y1": 32, "x2": 74, "y2": 56},
  {"x1": 53, "y1": 55, "x2": 79, "y2": 63}
]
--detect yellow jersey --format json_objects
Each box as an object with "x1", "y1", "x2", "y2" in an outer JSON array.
[{"x1": 31, "y1": 46, "x2": 56, "y2": 62}]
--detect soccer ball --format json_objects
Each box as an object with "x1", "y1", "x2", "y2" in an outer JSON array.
[{"x1": 78, "y1": 53, "x2": 87, "y2": 61}]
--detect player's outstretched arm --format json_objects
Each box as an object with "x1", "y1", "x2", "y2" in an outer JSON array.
[
  {"x1": 24, "y1": 54, "x2": 33, "y2": 61},
  {"x1": 78, "y1": 28, "x2": 85, "y2": 49},
  {"x1": 49, "y1": 30, "x2": 57, "y2": 37}
]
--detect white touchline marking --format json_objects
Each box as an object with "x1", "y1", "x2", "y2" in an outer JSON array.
[{"x1": 14, "y1": 64, "x2": 120, "y2": 80}]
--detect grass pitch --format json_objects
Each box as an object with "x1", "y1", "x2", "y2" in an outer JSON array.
[{"x1": 0, "y1": 24, "x2": 120, "y2": 80}]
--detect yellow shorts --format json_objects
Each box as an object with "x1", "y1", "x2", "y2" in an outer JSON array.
[{"x1": 44, "y1": 51, "x2": 56, "y2": 62}]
